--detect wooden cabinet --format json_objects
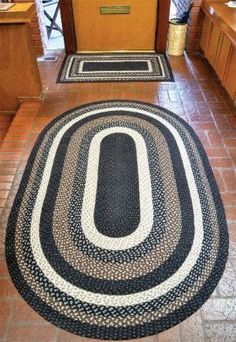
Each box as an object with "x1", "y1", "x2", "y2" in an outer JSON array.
[
  {"x1": 223, "y1": 46, "x2": 236, "y2": 101},
  {"x1": 205, "y1": 24, "x2": 221, "y2": 67},
  {"x1": 200, "y1": 15, "x2": 211, "y2": 52},
  {"x1": 215, "y1": 34, "x2": 231, "y2": 81},
  {"x1": 200, "y1": 3, "x2": 236, "y2": 103},
  {"x1": 0, "y1": 4, "x2": 42, "y2": 111}
]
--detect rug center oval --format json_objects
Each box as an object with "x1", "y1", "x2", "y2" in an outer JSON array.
[{"x1": 94, "y1": 132, "x2": 140, "y2": 238}]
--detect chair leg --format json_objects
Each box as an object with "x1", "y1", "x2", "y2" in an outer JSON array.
[{"x1": 44, "y1": 4, "x2": 63, "y2": 39}]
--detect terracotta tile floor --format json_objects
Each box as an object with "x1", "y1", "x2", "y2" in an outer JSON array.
[
  {"x1": 0, "y1": 113, "x2": 14, "y2": 147},
  {"x1": 0, "y1": 50, "x2": 236, "y2": 342}
]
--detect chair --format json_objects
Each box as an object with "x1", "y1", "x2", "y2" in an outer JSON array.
[{"x1": 42, "y1": 0, "x2": 63, "y2": 39}]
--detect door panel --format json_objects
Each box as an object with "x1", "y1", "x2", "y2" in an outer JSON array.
[
  {"x1": 72, "y1": 0, "x2": 158, "y2": 52},
  {"x1": 200, "y1": 15, "x2": 211, "y2": 52},
  {"x1": 223, "y1": 46, "x2": 236, "y2": 100},
  {"x1": 205, "y1": 24, "x2": 221, "y2": 67},
  {"x1": 215, "y1": 34, "x2": 231, "y2": 81}
]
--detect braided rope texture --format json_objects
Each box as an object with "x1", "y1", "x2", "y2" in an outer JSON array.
[{"x1": 6, "y1": 101, "x2": 228, "y2": 340}]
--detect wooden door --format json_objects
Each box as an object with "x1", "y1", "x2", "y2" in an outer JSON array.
[{"x1": 72, "y1": 0, "x2": 158, "y2": 52}]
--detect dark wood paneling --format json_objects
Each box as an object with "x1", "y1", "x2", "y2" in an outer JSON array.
[
  {"x1": 155, "y1": 0, "x2": 170, "y2": 53},
  {"x1": 59, "y1": 0, "x2": 77, "y2": 53}
]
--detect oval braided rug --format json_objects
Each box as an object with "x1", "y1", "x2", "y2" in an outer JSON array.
[{"x1": 6, "y1": 101, "x2": 228, "y2": 340}]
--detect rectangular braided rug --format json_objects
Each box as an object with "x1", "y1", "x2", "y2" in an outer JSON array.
[{"x1": 57, "y1": 53, "x2": 174, "y2": 83}]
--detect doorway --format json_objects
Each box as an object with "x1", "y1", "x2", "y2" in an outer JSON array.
[
  {"x1": 60, "y1": 0, "x2": 171, "y2": 54},
  {"x1": 72, "y1": 0, "x2": 158, "y2": 52},
  {"x1": 41, "y1": 0, "x2": 64, "y2": 50}
]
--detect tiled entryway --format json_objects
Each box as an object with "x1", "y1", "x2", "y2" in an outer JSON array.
[
  {"x1": 0, "y1": 114, "x2": 14, "y2": 148},
  {"x1": 0, "y1": 50, "x2": 236, "y2": 342}
]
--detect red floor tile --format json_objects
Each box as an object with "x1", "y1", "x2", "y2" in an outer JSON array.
[{"x1": 0, "y1": 50, "x2": 235, "y2": 342}]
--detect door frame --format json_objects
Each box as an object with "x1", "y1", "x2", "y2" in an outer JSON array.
[{"x1": 59, "y1": 0, "x2": 170, "y2": 53}]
